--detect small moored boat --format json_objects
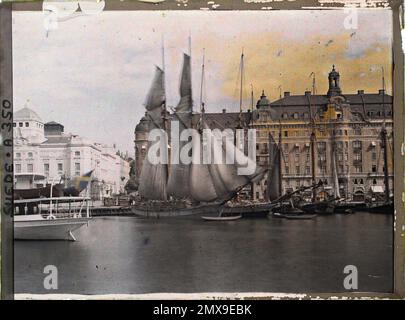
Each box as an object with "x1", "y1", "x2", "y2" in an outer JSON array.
[{"x1": 201, "y1": 214, "x2": 242, "y2": 221}]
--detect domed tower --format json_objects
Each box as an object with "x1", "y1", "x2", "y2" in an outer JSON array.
[
  {"x1": 134, "y1": 114, "x2": 150, "y2": 179},
  {"x1": 13, "y1": 107, "x2": 45, "y2": 143},
  {"x1": 327, "y1": 65, "x2": 342, "y2": 98},
  {"x1": 256, "y1": 90, "x2": 271, "y2": 109}
]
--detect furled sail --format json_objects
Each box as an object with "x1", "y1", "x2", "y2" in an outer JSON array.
[
  {"x1": 167, "y1": 54, "x2": 193, "y2": 199},
  {"x1": 267, "y1": 133, "x2": 281, "y2": 201},
  {"x1": 138, "y1": 67, "x2": 168, "y2": 201}
]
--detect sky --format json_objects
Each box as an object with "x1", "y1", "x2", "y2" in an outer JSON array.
[{"x1": 13, "y1": 9, "x2": 393, "y2": 155}]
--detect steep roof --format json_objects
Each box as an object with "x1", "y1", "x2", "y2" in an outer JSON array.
[{"x1": 270, "y1": 92, "x2": 393, "y2": 107}]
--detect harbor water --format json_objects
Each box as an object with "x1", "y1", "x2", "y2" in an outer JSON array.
[{"x1": 14, "y1": 212, "x2": 393, "y2": 294}]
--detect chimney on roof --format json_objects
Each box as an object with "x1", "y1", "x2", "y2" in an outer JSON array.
[
  {"x1": 284, "y1": 91, "x2": 290, "y2": 97},
  {"x1": 305, "y1": 91, "x2": 311, "y2": 97},
  {"x1": 379, "y1": 89, "x2": 385, "y2": 95},
  {"x1": 222, "y1": 108, "x2": 226, "y2": 113},
  {"x1": 358, "y1": 90, "x2": 364, "y2": 95}
]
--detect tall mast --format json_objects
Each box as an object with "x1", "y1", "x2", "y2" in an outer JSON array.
[
  {"x1": 308, "y1": 72, "x2": 317, "y2": 201},
  {"x1": 239, "y1": 49, "x2": 244, "y2": 115},
  {"x1": 161, "y1": 35, "x2": 170, "y2": 173},
  {"x1": 381, "y1": 66, "x2": 390, "y2": 202},
  {"x1": 250, "y1": 84, "x2": 254, "y2": 111},
  {"x1": 309, "y1": 72, "x2": 316, "y2": 95},
  {"x1": 199, "y1": 48, "x2": 205, "y2": 113},
  {"x1": 161, "y1": 35, "x2": 168, "y2": 131},
  {"x1": 278, "y1": 117, "x2": 283, "y2": 197},
  {"x1": 188, "y1": 34, "x2": 193, "y2": 113}
]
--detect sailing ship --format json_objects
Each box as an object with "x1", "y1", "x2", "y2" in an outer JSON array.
[{"x1": 133, "y1": 52, "x2": 266, "y2": 218}]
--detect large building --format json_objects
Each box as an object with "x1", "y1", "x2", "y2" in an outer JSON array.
[
  {"x1": 13, "y1": 107, "x2": 131, "y2": 200},
  {"x1": 134, "y1": 66, "x2": 393, "y2": 202}
]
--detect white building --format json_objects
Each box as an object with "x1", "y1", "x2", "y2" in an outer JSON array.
[{"x1": 13, "y1": 107, "x2": 130, "y2": 199}]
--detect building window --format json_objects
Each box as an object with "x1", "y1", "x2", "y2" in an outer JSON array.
[
  {"x1": 13, "y1": 123, "x2": 16, "y2": 127},
  {"x1": 75, "y1": 151, "x2": 80, "y2": 157},
  {"x1": 27, "y1": 152, "x2": 33, "y2": 158},
  {"x1": 354, "y1": 128, "x2": 361, "y2": 135},
  {"x1": 75, "y1": 163, "x2": 80, "y2": 176},
  {"x1": 284, "y1": 131, "x2": 288, "y2": 137},
  {"x1": 354, "y1": 166, "x2": 362, "y2": 173},
  {"x1": 372, "y1": 152, "x2": 377, "y2": 161},
  {"x1": 27, "y1": 164, "x2": 33, "y2": 173},
  {"x1": 296, "y1": 166, "x2": 300, "y2": 174},
  {"x1": 57, "y1": 163, "x2": 63, "y2": 173},
  {"x1": 372, "y1": 165, "x2": 377, "y2": 173},
  {"x1": 293, "y1": 112, "x2": 299, "y2": 119},
  {"x1": 352, "y1": 140, "x2": 362, "y2": 149},
  {"x1": 285, "y1": 166, "x2": 289, "y2": 174},
  {"x1": 15, "y1": 152, "x2": 21, "y2": 158},
  {"x1": 19, "y1": 122, "x2": 23, "y2": 127},
  {"x1": 317, "y1": 142, "x2": 326, "y2": 151},
  {"x1": 15, "y1": 164, "x2": 21, "y2": 173},
  {"x1": 373, "y1": 179, "x2": 377, "y2": 185},
  {"x1": 282, "y1": 113, "x2": 288, "y2": 119},
  {"x1": 303, "y1": 112, "x2": 309, "y2": 119},
  {"x1": 25, "y1": 122, "x2": 29, "y2": 127},
  {"x1": 354, "y1": 153, "x2": 362, "y2": 161},
  {"x1": 305, "y1": 166, "x2": 310, "y2": 175},
  {"x1": 44, "y1": 163, "x2": 49, "y2": 174}
]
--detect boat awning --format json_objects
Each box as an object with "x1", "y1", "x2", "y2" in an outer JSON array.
[
  {"x1": 14, "y1": 196, "x2": 91, "y2": 204},
  {"x1": 14, "y1": 172, "x2": 46, "y2": 180},
  {"x1": 370, "y1": 186, "x2": 384, "y2": 193}
]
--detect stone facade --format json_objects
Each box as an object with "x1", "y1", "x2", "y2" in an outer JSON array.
[
  {"x1": 13, "y1": 107, "x2": 131, "y2": 200},
  {"x1": 134, "y1": 66, "x2": 393, "y2": 202}
]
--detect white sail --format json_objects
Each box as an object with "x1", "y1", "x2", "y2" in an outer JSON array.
[
  {"x1": 190, "y1": 121, "x2": 265, "y2": 202},
  {"x1": 167, "y1": 54, "x2": 193, "y2": 199},
  {"x1": 189, "y1": 129, "x2": 220, "y2": 202},
  {"x1": 138, "y1": 67, "x2": 168, "y2": 201}
]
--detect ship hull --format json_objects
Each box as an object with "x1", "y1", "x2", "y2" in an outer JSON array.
[
  {"x1": 14, "y1": 217, "x2": 91, "y2": 241},
  {"x1": 131, "y1": 202, "x2": 222, "y2": 218}
]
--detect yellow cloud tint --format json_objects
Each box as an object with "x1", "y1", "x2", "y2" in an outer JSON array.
[{"x1": 199, "y1": 31, "x2": 392, "y2": 104}]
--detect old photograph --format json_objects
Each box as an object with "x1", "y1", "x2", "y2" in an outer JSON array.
[{"x1": 11, "y1": 8, "x2": 394, "y2": 295}]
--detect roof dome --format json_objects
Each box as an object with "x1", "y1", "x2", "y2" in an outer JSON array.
[
  {"x1": 256, "y1": 90, "x2": 271, "y2": 108},
  {"x1": 135, "y1": 116, "x2": 149, "y2": 133},
  {"x1": 14, "y1": 107, "x2": 43, "y2": 122}
]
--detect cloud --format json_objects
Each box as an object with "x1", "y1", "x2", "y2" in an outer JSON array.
[{"x1": 12, "y1": 10, "x2": 392, "y2": 154}]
